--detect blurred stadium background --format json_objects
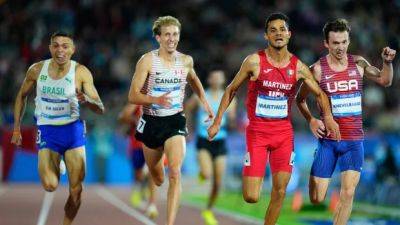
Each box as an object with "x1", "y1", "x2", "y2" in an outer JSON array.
[{"x1": 0, "y1": 0, "x2": 399, "y2": 225}]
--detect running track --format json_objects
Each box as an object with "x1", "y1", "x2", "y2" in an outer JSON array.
[{"x1": 0, "y1": 184, "x2": 262, "y2": 225}]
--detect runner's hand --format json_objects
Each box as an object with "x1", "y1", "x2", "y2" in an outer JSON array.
[
  {"x1": 324, "y1": 117, "x2": 341, "y2": 141},
  {"x1": 155, "y1": 92, "x2": 172, "y2": 108},
  {"x1": 203, "y1": 103, "x2": 214, "y2": 123},
  {"x1": 76, "y1": 88, "x2": 88, "y2": 104},
  {"x1": 11, "y1": 130, "x2": 22, "y2": 146},
  {"x1": 381, "y1": 47, "x2": 396, "y2": 63},
  {"x1": 309, "y1": 118, "x2": 326, "y2": 139},
  {"x1": 207, "y1": 122, "x2": 220, "y2": 141}
]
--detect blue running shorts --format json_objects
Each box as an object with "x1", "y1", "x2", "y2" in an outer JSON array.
[
  {"x1": 310, "y1": 138, "x2": 364, "y2": 178},
  {"x1": 36, "y1": 120, "x2": 86, "y2": 155}
]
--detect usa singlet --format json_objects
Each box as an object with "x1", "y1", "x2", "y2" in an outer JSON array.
[
  {"x1": 310, "y1": 54, "x2": 364, "y2": 178},
  {"x1": 319, "y1": 54, "x2": 363, "y2": 140}
]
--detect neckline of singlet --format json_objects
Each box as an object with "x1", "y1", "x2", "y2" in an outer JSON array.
[
  {"x1": 262, "y1": 50, "x2": 294, "y2": 69},
  {"x1": 45, "y1": 59, "x2": 75, "y2": 81},
  {"x1": 322, "y1": 54, "x2": 355, "y2": 74},
  {"x1": 155, "y1": 49, "x2": 179, "y2": 70}
]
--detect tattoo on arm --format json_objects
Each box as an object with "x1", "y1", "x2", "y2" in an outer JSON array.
[
  {"x1": 356, "y1": 58, "x2": 368, "y2": 69},
  {"x1": 298, "y1": 65, "x2": 314, "y2": 81}
]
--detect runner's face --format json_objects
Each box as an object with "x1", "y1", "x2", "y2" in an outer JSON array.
[
  {"x1": 325, "y1": 31, "x2": 349, "y2": 60},
  {"x1": 265, "y1": 19, "x2": 291, "y2": 49},
  {"x1": 49, "y1": 36, "x2": 75, "y2": 65},
  {"x1": 156, "y1": 25, "x2": 180, "y2": 54},
  {"x1": 207, "y1": 71, "x2": 225, "y2": 89}
]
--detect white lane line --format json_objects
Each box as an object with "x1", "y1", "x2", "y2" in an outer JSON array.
[
  {"x1": 95, "y1": 187, "x2": 157, "y2": 225},
  {"x1": 37, "y1": 192, "x2": 55, "y2": 225}
]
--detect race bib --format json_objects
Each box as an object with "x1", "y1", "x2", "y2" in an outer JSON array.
[
  {"x1": 151, "y1": 86, "x2": 182, "y2": 109},
  {"x1": 41, "y1": 97, "x2": 71, "y2": 119},
  {"x1": 36, "y1": 130, "x2": 41, "y2": 144},
  {"x1": 136, "y1": 117, "x2": 146, "y2": 133},
  {"x1": 331, "y1": 92, "x2": 362, "y2": 117},
  {"x1": 255, "y1": 95, "x2": 288, "y2": 118}
]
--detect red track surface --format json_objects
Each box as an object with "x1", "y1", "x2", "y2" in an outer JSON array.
[{"x1": 0, "y1": 184, "x2": 261, "y2": 225}]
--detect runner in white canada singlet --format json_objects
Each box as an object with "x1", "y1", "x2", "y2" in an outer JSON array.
[{"x1": 142, "y1": 50, "x2": 187, "y2": 117}]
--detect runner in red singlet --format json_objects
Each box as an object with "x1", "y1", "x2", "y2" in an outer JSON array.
[{"x1": 207, "y1": 13, "x2": 340, "y2": 225}]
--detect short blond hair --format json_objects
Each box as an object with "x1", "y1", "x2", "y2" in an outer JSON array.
[{"x1": 152, "y1": 16, "x2": 181, "y2": 36}]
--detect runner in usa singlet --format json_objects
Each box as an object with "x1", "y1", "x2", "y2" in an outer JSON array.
[
  {"x1": 311, "y1": 54, "x2": 364, "y2": 179},
  {"x1": 319, "y1": 54, "x2": 363, "y2": 140}
]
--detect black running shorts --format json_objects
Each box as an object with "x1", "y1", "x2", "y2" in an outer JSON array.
[
  {"x1": 135, "y1": 112, "x2": 188, "y2": 149},
  {"x1": 196, "y1": 137, "x2": 227, "y2": 159}
]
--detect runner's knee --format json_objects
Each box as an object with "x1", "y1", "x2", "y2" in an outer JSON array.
[
  {"x1": 310, "y1": 194, "x2": 325, "y2": 204},
  {"x1": 243, "y1": 190, "x2": 259, "y2": 203},
  {"x1": 168, "y1": 167, "x2": 181, "y2": 183},
  {"x1": 272, "y1": 187, "x2": 287, "y2": 201},
  {"x1": 154, "y1": 177, "x2": 164, "y2": 186},
  {"x1": 200, "y1": 169, "x2": 211, "y2": 180},
  {"x1": 151, "y1": 173, "x2": 164, "y2": 186},
  {"x1": 340, "y1": 187, "x2": 355, "y2": 203},
  {"x1": 69, "y1": 184, "x2": 83, "y2": 202},
  {"x1": 42, "y1": 180, "x2": 58, "y2": 192}
]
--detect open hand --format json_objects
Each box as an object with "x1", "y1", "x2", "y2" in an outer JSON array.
[
  {"x1": 324, "y1": 117, "x2": 341, "y2": 141},
  {"x1": 207, "y1": 122, "x2": 220, "y2": 141},
  {"x1": 309, "y1": 118, "x2": 326, "y2": 139}
]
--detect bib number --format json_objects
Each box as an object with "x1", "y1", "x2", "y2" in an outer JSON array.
[
  {"x1": 255, "y1": 95, "x2": 288, "y2": 118},
  {"x1": 331, "y1": 92, "x2": 362, "y2": 117},
  {"x1": 36, "y1": 130, "x2": 41, "y2": 144},
  {"x1": 41, "y1": 97, "x2": 71, "y2": 119},
  {"x1": 136, "y1": 117, "x2": 146, "y2": 133}
]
